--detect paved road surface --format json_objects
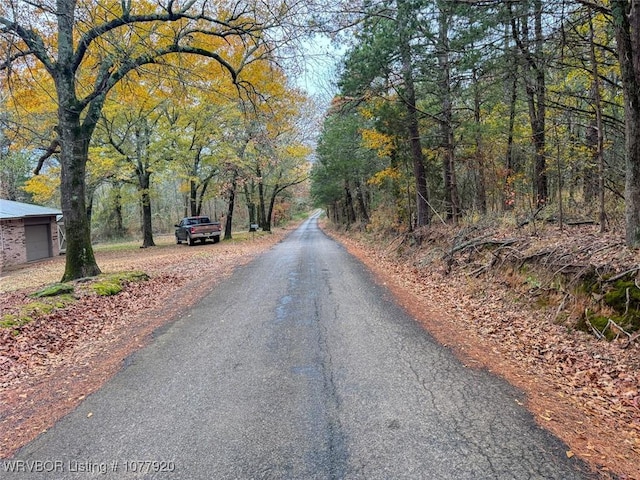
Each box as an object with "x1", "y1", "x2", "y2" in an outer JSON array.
[{"x1": 3, "y1": 213, "x2": 595, "y2": 479}]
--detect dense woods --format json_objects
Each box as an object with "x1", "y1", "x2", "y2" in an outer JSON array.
[{"x1": 311, "y1": 0, "x2": 640, "y2": 248}]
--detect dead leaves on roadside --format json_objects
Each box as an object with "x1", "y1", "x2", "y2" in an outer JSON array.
[{"x1": 0, "y1": 274, "x2": 183, "y2": 389}]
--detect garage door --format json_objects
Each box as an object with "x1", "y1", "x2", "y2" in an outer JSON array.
[{"x1": 25, "y1": 224, "x2": 51, "y2": 261}]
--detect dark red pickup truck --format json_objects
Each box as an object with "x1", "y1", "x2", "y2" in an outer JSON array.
[{"x1": 174, "y1": 216, "x2": 221, "y2": 245}]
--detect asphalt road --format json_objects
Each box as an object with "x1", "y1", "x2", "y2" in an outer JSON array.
[{"x1": 3, "y1": 213, "x2": 596, "y2": 479}]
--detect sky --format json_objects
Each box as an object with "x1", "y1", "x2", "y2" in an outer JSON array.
[{"x1": 295, "y1": 34, "x2": 343, "y2": 103}]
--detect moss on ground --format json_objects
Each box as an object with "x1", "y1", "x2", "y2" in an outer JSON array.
[
  {"x1": 0, "y1": 295, "x2": 76, "y2": 332},
  {"x1": 90, "y1": 271, "x2": 149, "y2": 296},
  {"x1": 30, "y1": 283, "x2": 74, "y2": 298},
  {"x1": 0, "y1": 271, "x2": 149, "y2": 333}
]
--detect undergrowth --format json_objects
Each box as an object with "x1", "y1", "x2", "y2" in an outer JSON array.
[{"x1": 341, "y1": 213, "x2": 640, "y2": 344}]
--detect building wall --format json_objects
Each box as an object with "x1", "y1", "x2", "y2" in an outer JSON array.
[
  {"x1": 1, "y1": 218, "x2": 27, "y2": 271},
  {"x1": 0, "y1": 216, "x2": 60, "y2": 273},
  {"x1": 50, "y1": 217, "x2": 60, "y2": 257}
]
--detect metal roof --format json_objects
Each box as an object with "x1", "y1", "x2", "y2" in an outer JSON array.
[{"x1": 0, "y1": 199, "x2": 62, "y2": 220}]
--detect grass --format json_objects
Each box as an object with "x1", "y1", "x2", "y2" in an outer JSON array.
[
  {"x1": 1, "y1": 219, "x2": 303, "y2": 295},
  {"x1": 92, "y1": 235, "x2": 176, "y2": 252},
  {"x1": 224, "y1": 230, "x2": 272, "y2": 243}
]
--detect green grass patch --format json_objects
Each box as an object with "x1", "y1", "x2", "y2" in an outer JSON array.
[
  {"x1": 91, "y1": 280, "x2": 123, "y2": 296},
  {"x1": 93, "y1": 240, "x2": 145, "y2": 253},
  {"x1": 224, "y1": 230, "x2": 272, "y2": 243},
  {"x1": 0, "y1": 313, "x2": 32, "y2": 330},
  {"x1": 92, "y1": 235, "x2": 177, "y2": 252},
  {"x1": 50, "y1": 293, "x2": 76, "y2": 308}
]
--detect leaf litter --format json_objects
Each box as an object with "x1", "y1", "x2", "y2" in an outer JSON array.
[{"x1": 1, "y1": 223, "x2": 639, "y2": 479}]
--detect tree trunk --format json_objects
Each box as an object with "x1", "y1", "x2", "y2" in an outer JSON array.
[
  {"x1": 196, "y1": 178, "x2": 211, "y2": 217},
  {"x1": 224, "y1": 171, "x2": 237, "y2": 240},
  {"x1": 611, "y1": 0, "x2": 640, "y2": 246},
  {"x1": 354, "y1": 178, "x2": 370, "y2": 223},
  {"x1": 189, "y1": 178, "x2": 198, "y2": 216},
  {"x1": 344, "y1": 180, "x2": 357, "y2": 226},
  {"x1": 504, "y1": 57, "x2": 518, "y2": 211},
  {"x1": 588, "y1": 13, "x2": 606, "y2": 231},
  {"x1": 534, "y1": 0, "x2": 548, "y2": 206},
  {"x1": 265, "y1": 184, "x2": 280, "y2": 233},
  {"x1": 438, "y1": 5, "x2": 460, "y2": 222},
  {"x1": 138, "y1": 170, "x2": 155, "y2": 248},
  {"x1": 256, "y1": 164, "x2": 268, "y2": 230},
  {"x1": 112, "y1": 183, "x2": 126, "y2": 237},
  {"x1": 584, "y1": 119, "x2": 599, "y2": 204},
  {"x1": 472, "y1": 66, "x2": 487, "y2": 214},
  {"x1": 244, "y1": 182, "x2": 257, "y2": 226},
  {"x1": 53, "y1": 0, "x2": 102, "y2": 281},
  {"x1": 511, "y1": 0, "x2": 547, "y2": 208},
  {"x1": 398, "y1": 0, "x2": 430, "y2": 228},
  {"x1": 86, "y1": 187, "x2": 95, "y2": 226},
  {"x1": 58, "y1": 107, "x2": 101, "y2": 281}
]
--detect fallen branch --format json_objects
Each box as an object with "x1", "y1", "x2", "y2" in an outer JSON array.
[
  {"x1": 444, "y1": 237, "x2": 517, "y2": 274},
  {"x1": 448, "y1": 237, "x2": 517, "y2": 257},
  {"x1": 604, "y1": 265, "x2": 640, "y2": 284},
  {"x1": 517, "y1": 205, "x2": 545, "y2": 228},
  {"x1": 565, "y1": 220, "x2": 597, "y2": 226},
  {"x1": 542, "y1": 216, "x2": 597, "y2": 226},
  {"x1": 622, "y1": 331, "x2": 640, "y2": 349},
  {"x1": 585, "y1": 316, "x2": 605, "y2": 340},
  {"x1": 385, "y1": 233, "x2": 409, "y2": 255},
  {"x1": 552, "y1": 293, "x2": 571, "y2": 323},
  {"x1": 587, "y1": 316, "x2": 636, "y2": 347}
]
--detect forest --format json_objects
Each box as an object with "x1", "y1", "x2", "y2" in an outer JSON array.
[
  {"x1": 309, "y1": 4, "x2": 640, "y2": 469},
  {"x1": 2, "y1": 0, "x2": 640, "y2": 280},
  {"x1": 311, "y1": 0, "x2": 640, "y2": 245}
]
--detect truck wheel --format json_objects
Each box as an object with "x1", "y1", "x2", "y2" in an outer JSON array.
[
  {"x1": 188, "y1": 235, "x2": 195, "y2": 246},
  {"x1": 176, "y1": 236, "x2": 182, "y2": 244},
  {"x1": 213, "y1": 236, "x2": 220, "y2": 244}
]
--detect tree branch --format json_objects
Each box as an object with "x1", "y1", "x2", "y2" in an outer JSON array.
[
  {"x1": 573, "y1": 0, "x2": 612, "y2": 16},
  {"x1": 72, "y1": 4, "x2": 265, "y2": 74},
  {"x1": 0, "y1": 16, "x2": 55, "y2": 72},
  {"x1": 33, "y1": 138, "x2": 60, "y2": 175}
]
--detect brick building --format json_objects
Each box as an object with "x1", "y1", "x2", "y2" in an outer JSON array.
[{"x1": 0, "y1": 199, "x2": 62, "y2": 274}]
